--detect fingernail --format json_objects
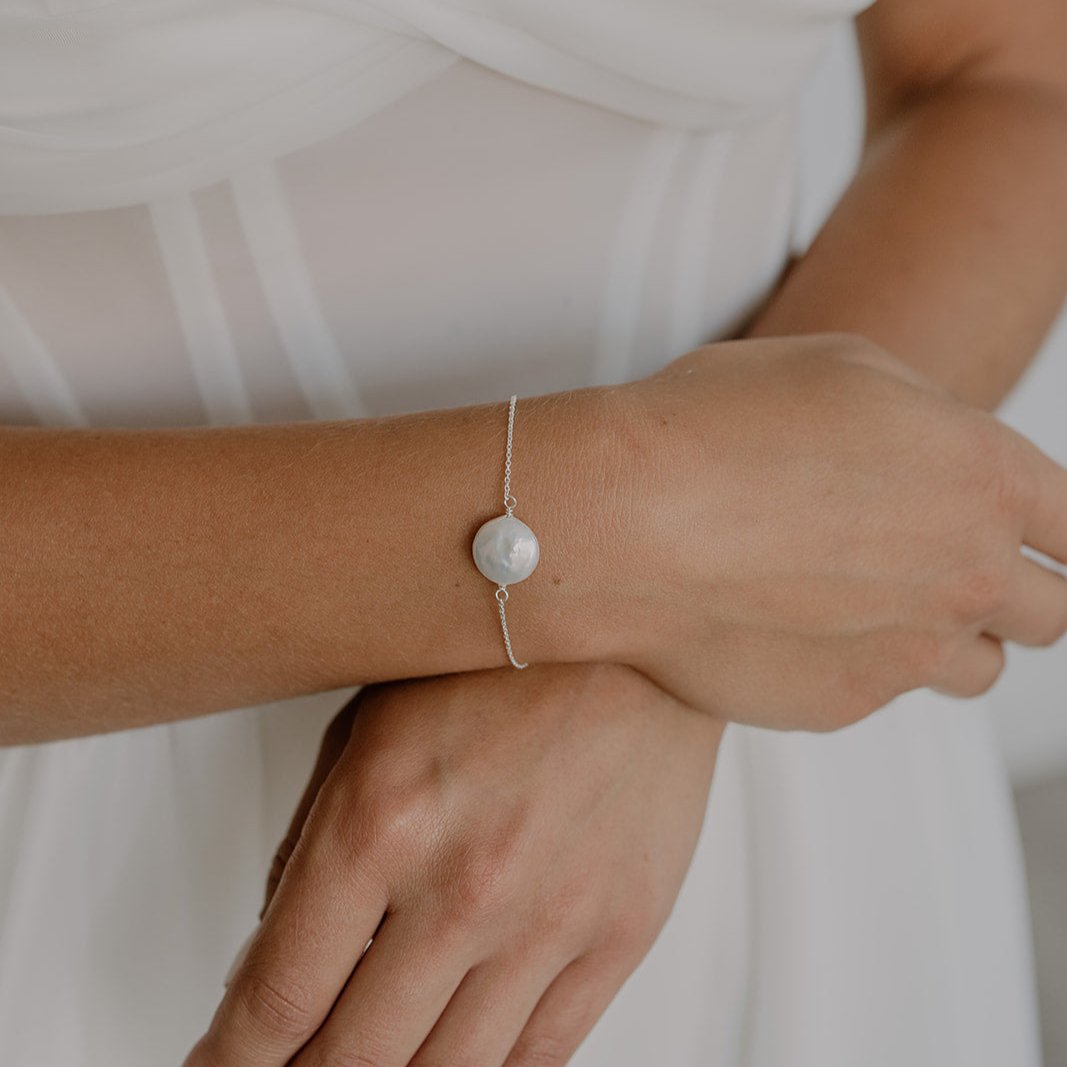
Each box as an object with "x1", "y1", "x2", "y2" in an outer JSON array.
[{"x1": 223, "y1": 928, "x2": 257, "y2": 988}]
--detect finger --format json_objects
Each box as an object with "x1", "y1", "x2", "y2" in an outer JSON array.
[
  {"x1": 504, "y1": 954, "x2": 627, "y2": 1067},
  {"x1": 930, "y1": 634, "x2": 1006, "y2": 698},
  {"x1": 410, "y1": 953, "x2": 569, "y2": 1067},
  {"x1": 986, "y1": 556, "x2": 1067, "y2": 648},
  {"x1": 185, "y1": 811, "x2": 389, "y2": 1067},
  {"x1": 1013, "y1": 429, "x2": 1067, "y2": 565},
  {"x1": 264, "y1": 696, "x2": 362, "y2": 913},
  {"x1": 291, "y1": 913, "x2": 476, "y2": 1067}
]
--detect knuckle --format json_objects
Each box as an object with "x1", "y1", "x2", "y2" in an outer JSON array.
[
  {"x1": 991, "y1": 435, "x2": 1034, "y2": 516},
  {"x1": 327, "y1": 777, "x2": 432, "y2": 868},
  {"x1": 235, "y1": 968, "x2": 318, "y2": 1043},
  {"x1": 447, "y1": 838, "x2": 523, "y2": 923},
  {"x1": 319, "y1": 783, "x2": 377, "y2": 860},
  {"x1": 443, "y1": 818, "x2": 531, "y2": 925},
  {"x1": 965, "y1": 420, "x2": 1029, "y2": 517},
  {"x1": 366, "y1": 785, "x2": 432, "y2": 848},
  {"x1": 951, "y1": 562, "x2": 1012, "y2": 623}
]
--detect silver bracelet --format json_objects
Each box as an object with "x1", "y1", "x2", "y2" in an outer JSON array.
[{"x1": 471, "y1": 394, "x2": 540, "y2": 669}]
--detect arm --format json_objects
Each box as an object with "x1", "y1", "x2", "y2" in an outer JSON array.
[
  {"x1": 9, "y1": 346, "x2": 1067, "y2": 744},
  {"x1": 10, "y1": 1, "x2": 1067, "y2": 746},
  {"x1": 0, "y1": 390, "x2": 628, "y2": 743},
  {"x1": 748, "y1": 0, "x2": 1067, "y2": 410}
]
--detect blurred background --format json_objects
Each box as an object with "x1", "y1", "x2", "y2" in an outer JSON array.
[{"x1": 797, "y1": 24, "x2": 1067, "y2": 1063}]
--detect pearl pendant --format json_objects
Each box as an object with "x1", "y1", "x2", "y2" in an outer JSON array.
[{"x1": 472, "y1": 514, "x2": 540, "y2": 585}]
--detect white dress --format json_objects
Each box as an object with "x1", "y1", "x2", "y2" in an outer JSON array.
[{"x1": 0, "y1": 2, "x2": 1042, "y2": 1064}]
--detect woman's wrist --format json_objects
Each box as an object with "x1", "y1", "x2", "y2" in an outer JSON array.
[
  {"x1": 478, "y1": 381, "x2": 652, "y2": 670},
  {"x1": 319, "y1": 380, "x2": 650, "y2": 687},
  {"x1": 0, "y1": 381, "x2": 647, "y2": 742}
]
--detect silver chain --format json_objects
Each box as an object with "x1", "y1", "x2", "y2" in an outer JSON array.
[
  {"x1": 497, "y1": 394, "x2": 527, "y2": 669},
  {"x1": 495, "y1": 586, "x2": 525, "y2": 669},
  {"x1": 503, "y1": 393, "x2": 518, "y2": 518}
]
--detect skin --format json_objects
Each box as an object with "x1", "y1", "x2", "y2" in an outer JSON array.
[
  {"x1": 196, "y1": 665, "x2": 723, "y2": 1067},
  {"x1": 188, "y1": 338, "x2": 1067, "y2": 1065},
  {"x1": 753, "y1": 0, "x2": 1067, "y2": 411},
  {"x1": 4, "y1": 5, "x2": 1067, "y2": 747},
  {"x1": 0, "y1": 0, "x2": 1064, "y2": 1063},
  {"x1": 187, "y1": 1, "x2": 1067, "y2": 1064},
  {"x1": 5, "y1": 335, "x2": 1067, "y2": 745},
  {"x1": 0, "y1": 389, "x2": 629, "y2": 742}
]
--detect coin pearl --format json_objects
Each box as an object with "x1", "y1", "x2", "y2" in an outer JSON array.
[{"x1": 472, "y1": 515, "x2": 540, "y2": 585}]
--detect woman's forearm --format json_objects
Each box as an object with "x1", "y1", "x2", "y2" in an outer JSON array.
[
  {"x1": 748, "y1": 66, "x2": 1067, "y2": 410},
  {"x1": 0, "y1": 387, "x2": 631, "y2": 743},
  {"x1": 13, "y1": 32, "x2": 1067, "y2": 747}
]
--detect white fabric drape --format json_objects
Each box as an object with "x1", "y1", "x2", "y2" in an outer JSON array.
[{"x1": 2, "y1": 0, "x2": 867, "y2": 213}]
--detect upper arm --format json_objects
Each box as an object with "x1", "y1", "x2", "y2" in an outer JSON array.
[{"x1": 856, "y1": 0, "x2": 1067, "y2": 131}]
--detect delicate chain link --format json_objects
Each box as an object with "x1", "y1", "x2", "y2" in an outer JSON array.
[
  {"x1": 503, "y1": 393, "x2": 518, "y2": 518},
  {"x1": 497, "y1": 394, "x2": 527, "y2": 669},
  {"x1": 495, "y1": 586, "x2": 526, "y2": 669}
]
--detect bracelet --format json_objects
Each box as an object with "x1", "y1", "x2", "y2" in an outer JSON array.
[{"x1": 471, "y1": 394, "x2": 540, "y2": 669}]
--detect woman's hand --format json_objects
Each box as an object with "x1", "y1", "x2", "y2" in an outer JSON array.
[
  {"x1": 598, "y1": 332, "x2": 1067, "y2": 729},
  {"x1": 184, "y1": 662, "x2": 722, "y2": 1067}
]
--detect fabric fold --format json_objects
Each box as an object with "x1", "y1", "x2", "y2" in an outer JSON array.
[{"x1": 0, "y1": 0, "x2": 872, "y2": 213}]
